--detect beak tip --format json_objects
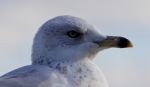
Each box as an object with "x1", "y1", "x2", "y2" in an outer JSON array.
[{"x1": 127, "y1": 42, "x2": 133, "y2": 48}]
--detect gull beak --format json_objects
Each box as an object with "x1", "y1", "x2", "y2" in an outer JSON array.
[{"x1": 98, "y1": 36, "x2": 133, "y2": 48}]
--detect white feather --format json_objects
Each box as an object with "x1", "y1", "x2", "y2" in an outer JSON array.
[{"x1": 0, "y1": 15, "x2": 109, "y2": 87}]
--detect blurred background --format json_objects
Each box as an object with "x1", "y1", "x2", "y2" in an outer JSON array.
[{"x1": 0, "y1": 0, "x2": 149, "y2": 87}]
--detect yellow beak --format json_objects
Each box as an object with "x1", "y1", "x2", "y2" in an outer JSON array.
[{"x1": 99, "y1": 36, "x2": 133, "y2": 48}]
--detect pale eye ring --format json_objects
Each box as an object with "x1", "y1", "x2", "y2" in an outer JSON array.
[{"x1": 67, "y1": 30, "x2": 81, "y2": 38}]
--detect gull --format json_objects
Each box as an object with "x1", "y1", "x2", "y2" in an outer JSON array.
[{"x1": 0, "y1": 15, "x2": 133, "y2": 87}]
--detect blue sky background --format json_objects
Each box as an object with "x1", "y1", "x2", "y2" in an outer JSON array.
[{"x1": 0, "y1": 0, "x2": 149, "y2": 87}]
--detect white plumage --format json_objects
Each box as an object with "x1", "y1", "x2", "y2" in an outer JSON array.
[{"x1": 0, "y1": 15, "x2": 132, "y2": 87}]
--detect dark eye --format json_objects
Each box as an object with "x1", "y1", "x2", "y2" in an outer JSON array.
[{"x1": 67, "y1": 30, "x2": 81, "y2": 38}]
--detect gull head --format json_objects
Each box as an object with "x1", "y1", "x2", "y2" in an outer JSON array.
[{"x1": 32, "y1": 15, "x2": 133, "y2": 63}]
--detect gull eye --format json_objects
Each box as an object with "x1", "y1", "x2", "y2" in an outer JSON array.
[{"x1": 67, "y1": 30, "x2": 81, "y2": 38}]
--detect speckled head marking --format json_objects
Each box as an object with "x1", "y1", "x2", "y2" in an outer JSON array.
[
  {"x1": 32, "y1": 15, "x2": 132, "y2": 65},
  {"x1": 32, "y1": 15, "x2": 106, "y2": 64}
]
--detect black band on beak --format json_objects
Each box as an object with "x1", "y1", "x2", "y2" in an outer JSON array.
[
  {"x1": 117, "y1": 37, "x2": 133, "y2": 48},
  {"x1": 96, "y1": 36, "x2": 133, "y2": 48}
]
